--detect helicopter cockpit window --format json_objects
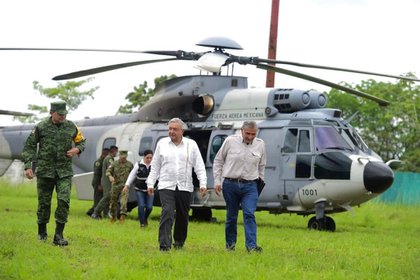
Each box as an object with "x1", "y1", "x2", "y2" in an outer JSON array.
[
  {"x1": 210, "y1": 135, "x2": 228, "y2": 163},
  {"x1": 315, "y1": 126, "x2": 352, "y2": 152},
  {"x1": 351, "y1": 130, "x2": 369, "y2": 152}
]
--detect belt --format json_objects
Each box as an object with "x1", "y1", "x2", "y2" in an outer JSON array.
[{"x1": 225, "y1": 177, "x2": 257, "y2": 184}]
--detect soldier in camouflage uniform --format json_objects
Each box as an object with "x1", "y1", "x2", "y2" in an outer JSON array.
[
  {"x1": 91, "y1": 145, "x2": 118, "y2": 219},
  {"x1": 22, "y1": 101, "x2": 86, "y2": 246},
  {"x1": 107, "y1": 150, "x2": 134, "y2": 223},
  {"x1": 86, "y1": 148, "x2": 109, "y2": 216}
]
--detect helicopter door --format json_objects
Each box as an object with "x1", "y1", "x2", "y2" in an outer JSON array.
[
  {"x1": 208, "y1": 129, "x2": 236, "y2": 186},
  {"x1": 281, "y1": 128, "x2": 313, "y2": 205},
  {"x1": 256, "y1": 128, "x2": 283, "y2": 205}
]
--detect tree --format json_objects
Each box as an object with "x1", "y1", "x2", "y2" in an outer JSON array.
[
  {"x1": 327, "y1": 75, "x2": 419, "y2": 172},
  {"x1": 118, "y1": 75, "x2": 176, "y2": 114},
  {"x1": 15, "y1": 77, "x2": 98, "y2": 123}
]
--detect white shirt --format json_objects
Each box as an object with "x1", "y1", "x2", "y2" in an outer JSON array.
[
  {"x1": 146, "y1": 136, "x2": 207, "y2": 192},
  {"x1": 213, "y1": 134, "x2": 266, "y2": 186}
]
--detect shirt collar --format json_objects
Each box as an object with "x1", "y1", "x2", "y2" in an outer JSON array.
[
  {"x1": 140, "y1": 159, "x2": 151, "y2": 167},
  {"x1": 240, "y1": 135, "x2": 253, "y2": 145}
]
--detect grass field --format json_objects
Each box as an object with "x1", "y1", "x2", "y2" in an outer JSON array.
[{"x1": 1, "y1": 180, "x2": 419, "y2": 280}]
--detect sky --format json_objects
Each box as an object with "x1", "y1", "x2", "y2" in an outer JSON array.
[{"x1": 1, "y1": 0, "x2": 419, "y2": 126}]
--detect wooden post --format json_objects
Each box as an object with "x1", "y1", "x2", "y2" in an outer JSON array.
[{"x1": 266, "y1": 0, "x2": 280, "y2": 88}]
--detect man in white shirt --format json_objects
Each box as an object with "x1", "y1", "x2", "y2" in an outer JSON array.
[
  {"x1": 146, "y1": 118, "x2": 207, "y2": 251},
  {"x1": 213, "y1": 121, "x2": 266, "y2": 253}
]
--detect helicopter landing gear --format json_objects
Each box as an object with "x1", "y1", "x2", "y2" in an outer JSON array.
[
  {"x1": 307, "y1": 216, "x2": 336, "y2": 232},
  {"x1": 307, "y1": 201, "x2": 336, "y2": 232},
  {"x1": 190, "y1": 208, "x2": 214, "y2": 222}
]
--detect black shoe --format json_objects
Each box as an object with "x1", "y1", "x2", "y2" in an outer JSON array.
[
  {"x1": 38, "y1": 233, "x2": 48, "y2": 241},
  {"x1": 91, "y1": 213, "x2": 102, "y2": 220},
  {"x1": 226, "y1": 244, "x2": 236, "y2": 251},
  {"x1": 53, "y1": 234, "x2": 69, "y2": 246},
  {"x1": 173, "y1": 242, "x2": 184, "y2": 250},
  {"x1": 86, "y1": 209, "x2": 94, "y2": 216},
  {"x1": 159, "y1": 246, "x2": 170, "y2": 252},
  {"x1": 38, "y1": 223, "x2": 47, "y2": 241},
  {"x1": 53, "y1": 222, "x2": 69, "y2": 246},
  {"x1": 247, "y1": 246, "x2": 263, "y2": 253}
]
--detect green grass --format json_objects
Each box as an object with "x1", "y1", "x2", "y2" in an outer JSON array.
[{"x1": 1, "y1": 180, "x2": 419, "y2": 280}]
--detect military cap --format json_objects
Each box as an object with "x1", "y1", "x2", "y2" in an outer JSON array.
[
  {"x1": 50, "y1": 101, "x2": 68, "y2": 115},
  {"x1": 119, "y1": 150, "x2": 128, "y2": 157}
]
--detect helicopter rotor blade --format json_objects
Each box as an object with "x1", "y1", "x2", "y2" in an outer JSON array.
[
  {"x1": 52, "y1": 58, "x2": 178, "y2": 80},
  {"x1": 256, "y1": 64, "x2": 391, "y2": 106},
  {"x1": 142, "y1": 50, "x2": 206, "y2": 60},
  {"x1": 0, "y1": 47, "x2": 148, "y2": 54},
  {"x1": 0, "y1": 109, "x2": 33, "y2": 117},
  {"x1": 255, "y1": 58, "x2": 420, "y2": 82}
]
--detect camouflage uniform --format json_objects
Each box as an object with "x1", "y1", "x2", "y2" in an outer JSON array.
[
  {"x1": 107, "y1": 156, "x2": 133, "y2": 219},
  {"x1": 22, "y1": 116, "x2": 85, "y2": 225},
  {"x1": 93, "y1": 153, "x2": 115, "y2": 216}
]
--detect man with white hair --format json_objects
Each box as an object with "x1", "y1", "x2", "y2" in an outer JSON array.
[{"x1": 147, "y1": 118, "x2": 207, "y2": 251}]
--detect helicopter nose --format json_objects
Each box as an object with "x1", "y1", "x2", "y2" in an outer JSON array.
[{"x1": 363, "y1": 161, "x2": 394, "y2": 193}]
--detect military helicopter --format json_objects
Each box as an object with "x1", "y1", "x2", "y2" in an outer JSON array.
[{"x1": 1, "y1": 37, "x2": 418, "y2": 231}]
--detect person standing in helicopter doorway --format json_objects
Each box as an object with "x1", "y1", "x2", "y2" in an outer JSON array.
[
  {"x1": 213, "y1": 120, "x2": 266, "y2": 253},
  {"x1": 86, "y1": 147, "x2": 110, "y2": 216},
  {"x1": 22, "y1": 101, "x2": 86, "y2": 246},
  {"x1": 123, "y1": 149, "x2": 154, "y2": 227},
  {"x1": 91, "y1": 145, "x2": 118, "y2": 219}
]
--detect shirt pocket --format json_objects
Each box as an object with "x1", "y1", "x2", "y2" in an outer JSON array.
[
  {"x1": 247, "y1": 151, "x2": 261, "y2": 164},
  {"x1": 227, "y1": 149, "x2": 242, "y2": 161}
]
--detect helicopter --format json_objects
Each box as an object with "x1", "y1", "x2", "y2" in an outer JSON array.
[{"x1": 0, "y1": 37, "x2": 418, "y2": 231}]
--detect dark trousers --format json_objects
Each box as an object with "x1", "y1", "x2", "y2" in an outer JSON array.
[
  {"x1": 87, "y1": 184, "x2": 103, "y2": 214},
  {"x1": 158, "y1": 188, "x2": 191, "y2": 248},
  {"x1": 92, "y1": 185, "x2": 103, "y2": 209}
]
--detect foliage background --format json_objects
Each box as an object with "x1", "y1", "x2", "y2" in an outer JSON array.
[{"x1": 327, "y1": 77, "x2": 419, "y2": 172}]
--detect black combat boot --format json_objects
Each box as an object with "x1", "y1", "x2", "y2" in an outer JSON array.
[
  {"x1": 53, "y1": 222, "x2": 69, "y2": 246},
  {"x1": 38, "y1": 223, "x2": 47, "y2": 241}
]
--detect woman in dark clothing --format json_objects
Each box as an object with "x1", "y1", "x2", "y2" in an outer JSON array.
[{"x1": 124, "y1": 150, "x2": 154, "y2": 227}]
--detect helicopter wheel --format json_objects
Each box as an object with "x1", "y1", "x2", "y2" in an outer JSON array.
[
  {"x1": 190, "y1": 208, "x2": 214, "y2": 222},
  {"x1": 325, "y1": 216, "x2": 336, "y2": 232},
  {"x1": 307, "y1": 216, "x2": 336, "y2": 232}
]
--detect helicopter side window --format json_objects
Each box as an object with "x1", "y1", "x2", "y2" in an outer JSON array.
[
  {"x1": 283, "y1": 128, "x2": 298, "y2": 153},
  {"x1": 298, "y1": 130, "x2": 311, "y2": 153},
  {"x1": 210, "y1": 135, "x2": 228, "y2": 163},
  {"x1": 138, "y1": 136, "x2": 153, "y2": 156},
  {"x1": 103, "y1": 137, "x2": 116, "y2": 150}
]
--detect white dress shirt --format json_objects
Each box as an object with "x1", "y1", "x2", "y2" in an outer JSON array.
[{"x1": 146, "y1": 136, "x2": 207, "y2": 192}]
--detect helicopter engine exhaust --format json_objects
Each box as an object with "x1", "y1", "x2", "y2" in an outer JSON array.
[{"x1": 192, "y1": 94, "x2": 214, "y2": 116}]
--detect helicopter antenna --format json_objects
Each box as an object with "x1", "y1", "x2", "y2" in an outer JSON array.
[{"x1": 346, "y1": 111, "x2": 359, "y2": 123}]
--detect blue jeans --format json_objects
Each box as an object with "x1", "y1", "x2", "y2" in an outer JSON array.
[
  {"x1": 222, "y1": 180, "x2": 258, "y2": 250},
  {"x1": 135, "y1": 191, "x2": 154, "y2": 225}
]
